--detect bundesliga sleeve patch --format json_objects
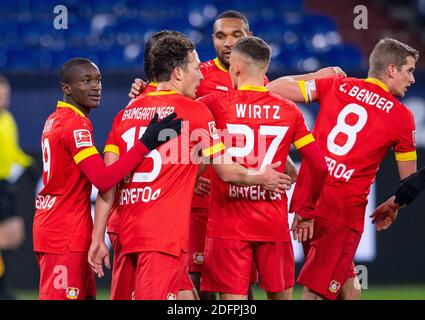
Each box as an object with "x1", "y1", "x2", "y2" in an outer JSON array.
[
  {"x1": 73, "y1": 129, "x2": 93, "y2": 148},
  {"x1": 208, "y1": 121, "x2": 220, "y2": 140}
]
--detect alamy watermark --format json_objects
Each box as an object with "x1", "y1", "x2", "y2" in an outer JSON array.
[
  {"x1": 353, "y1": 5, "x2": 368, "y2": 30},
  {"x1": 53, "y1": 5, "x2": 68, "y2": 30}
]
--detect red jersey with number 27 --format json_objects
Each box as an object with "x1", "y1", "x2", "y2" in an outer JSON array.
[{"x1": 199, "y1": 85, "x2": 314, "y2": 241}]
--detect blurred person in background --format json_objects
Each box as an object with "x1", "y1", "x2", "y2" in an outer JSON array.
[{"x1": 0, "y1": 74, "x2": 34, "y2": 299}]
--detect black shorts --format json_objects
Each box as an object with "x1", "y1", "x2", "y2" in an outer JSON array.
[{"x1": 0, "y1": 180, "x2": 17, "y2": 222}]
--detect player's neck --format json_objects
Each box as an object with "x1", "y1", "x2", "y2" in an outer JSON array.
[
  {"x1": 63, "y1": 97, "x2": 90, "y2": 116},
  {"x1": 237, "y1": 77, "x2": 265, "y2": 89},
  {"x1": 156, "y1": 81, "x2": 181, "y2": 95}
]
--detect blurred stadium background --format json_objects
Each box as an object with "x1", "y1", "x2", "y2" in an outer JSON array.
[{"x1": 1, "y1": 0, "x2": 425, "y2": 299}]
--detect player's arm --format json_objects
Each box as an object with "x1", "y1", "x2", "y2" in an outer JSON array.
[
  {"x1": 78, "y1": 113, "x2": 182, "y2": 193},
  {"x1": 280, "y1": 66, "x2": 346, "y2": 81},
  {"x1": 290, "y1": 138, "x2": 328, "y2": 242},
  {"x1": 211, "y1": 155, "x2": 291, "y2": 193},
  {"x1": 371, "y1": 158, "x2": 417, "y2": 230},
  {"x1": 88, "y1": 151, "x2": 118, "y2": 277}
]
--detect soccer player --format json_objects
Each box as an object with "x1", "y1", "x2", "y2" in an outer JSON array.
[
  {"x1": 89, "y1": 34, "x2": 291, "y2": 300},
  {"x1": 33, "y1": 58, "x2": 183, "y2": 300},
  {"x1": 267, "y1": 38, "x2": 419, "y2": 300},
  {"x1": 102, "y1": 30, "x2": 186, "y2": 300},
  {"x1": 197, "y1": 36, "x2": 328, "y2": 300},
  {"x1": 370, "y1": 167, "x2": 425, "y2": 231}
]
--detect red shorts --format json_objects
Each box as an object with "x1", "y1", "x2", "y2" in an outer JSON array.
[
  {"x1": 36, "y1": 250, "x2": 96, "y2": 300},
  {"x1": 298, "y1": 217, "x2": 362, "y2": 300},
  {"x1": 201, "y1": 237, "x2": 294, "y2": 295},
  {"x1": 188, "y1": 208, "x2": 208, "y2": 273},
  {"x1": 109, "y1": 232, "x2": 135, "y2": 300},
  {"x1": 130, "y1": 251, "x2": 193, "y2": 300}
]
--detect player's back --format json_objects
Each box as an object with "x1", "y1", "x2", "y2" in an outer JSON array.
[
  {"x1": 312, "y1": 76, "x2": 416, "y2": 231},
  {"x1": 200, "y1": 86, "x2": 312, "y2": 241},
  {"x1": 34, "y1": 102, "x2": 94, "y2": 253},
  {"x1": 111, "y1": 91, "x2": 222, "y2": 256}
]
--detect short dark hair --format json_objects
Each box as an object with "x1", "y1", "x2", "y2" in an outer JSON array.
[
  {"x1": 369, "y1": 38, "x2": 419, "y2": 78},
  {"x1": 149, "y1": 35, "x2": 195, "y2": 82},
  {"x1": 144, "y1": 30, "x2": 185, "y2": 82},
  {"x1": 0, "y1": 74, "x2": 10, "y2": 88},
  {"x1": 60, "y1": 57, "x2": 94, "y2": 83},
  {"x1": 214, "y1": 10, "x2": 250, "y2": 31},
  {"x1": 233, "y1": 36, "x2": 271, "y2": 67}
]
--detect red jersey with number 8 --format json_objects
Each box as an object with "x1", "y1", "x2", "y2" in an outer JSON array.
[{"x1": 299, "y1": 76, "x2": 416, "y2": 232}]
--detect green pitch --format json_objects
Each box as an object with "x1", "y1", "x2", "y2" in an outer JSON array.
[{"x1": 13, "y1": 284, "x2": 425, "y2": 300}]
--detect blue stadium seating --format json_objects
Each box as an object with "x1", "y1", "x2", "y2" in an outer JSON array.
[{"x1": 0, "y1": 0, "x2": 364, "y2": 73}]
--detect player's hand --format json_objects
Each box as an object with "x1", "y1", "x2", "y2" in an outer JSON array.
[
  {"x1": 285, "y1": 157, "x2": 298, "y2": 184},
  {"x1": 260, "y1": 161, "x2": 292, "y2": 194},
  {"x1": 88, "y1": 239, "x2": 111, "y2": 278},
  {"x1": 291, "y1": 213, "x2": 314, "y2": 242},
  {"x1": 315, "y1": 66, "x2": 347, "y2": 78},
  {"x1": 139, "y1": 112, "x2": 183, "y2": 150},
  {"x1": 370, "y1": 196, "x2": 400, "y2": 231},
  {"x1": 194, "y1": 177, "x2": 211, "y2": 197},
  {"x1": 128, "y1": 78, "x2": 146, "y2": 99}
]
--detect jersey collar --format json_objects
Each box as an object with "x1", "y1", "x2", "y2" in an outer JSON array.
[
  {"x1": 364, "y1": 78, "x2": 389, "y2": 92},
  {"x1": 57, "y1": 101, "x2": 87, "y2": 118},
  {"x1": 148, "y1": 82, "x2": 158, "y2": 87},
  {"x1": 238, "y1": 84, "x2": 268, "y2": 92},
  {"x1": 213, "y1": 58, "x2": 228, "y2": 73},
  {"x1": 147, "y1": 90, "x2": 178, "y2": 96}
]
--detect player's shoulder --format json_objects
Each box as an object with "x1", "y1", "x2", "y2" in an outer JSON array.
[
  {"x1": 57, "y1": 105, "x2": 92, "y2": 130},
  {"x1": 268, "y1": 91, "x2": 298, "y2": 109},
  {"x1": 200, "y1": 59, "x2": 215, "y2": 70}
]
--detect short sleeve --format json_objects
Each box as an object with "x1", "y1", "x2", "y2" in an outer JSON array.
[
  {"x1": 394, "y1": 109, "x2": 417, "y2": 161},
  {"x1": 291, "y1": 104, "x2": 315, "y2": 150},
  {"x1": 298, "y1": 75, "x2": 343, "y2": 103},
  {"x1": 63, "y1": 116, "x2": 99, "y2": 164},
  {"x1": 103, "y1": 111, "x2": 124, "y2": 155},
  {"x1": 191, "y1": 101, "x2": 225, "y2": 158}
]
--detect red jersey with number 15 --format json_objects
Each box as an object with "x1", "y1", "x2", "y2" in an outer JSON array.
[
  {"x1": 199, "y1": 85, "x2": 314, "y2": 241},
  {"x1": 299, "y1": 76, "x2": 416, "y2": 232},
  {"x1": 105, "y1": 91, "x2": 224, "y2": 256},
  {"x1": 104, "y1": 82, "x2": 158, "y2": 234}
]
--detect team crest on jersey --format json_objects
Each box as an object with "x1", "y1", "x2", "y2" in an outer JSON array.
[
  {"x1": 193, "y1": 252, "x2": 204, "y2": 265},
  {"x1": 66, "y1": 287, "x2": 80, "y2": 300},
  {"x1": 208, "y1": 121, "x2": 220, "y2": 140},
  {"x1": 167, "y1": 292, "x2": 177, "y2": 300},
  {"x1": 328, "y1": 280, "x2": 341, "y2": 293},
  {"x1": 73, "y1": 129, "x2": 93, "y2": 148}
]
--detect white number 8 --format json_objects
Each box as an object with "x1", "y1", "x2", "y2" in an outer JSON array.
[{"x1": 327, "y1": 103, "x2": 368, "y2": 156}]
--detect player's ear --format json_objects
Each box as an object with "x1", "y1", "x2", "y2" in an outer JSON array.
[
  {"x1": 174, "y1": 67, "x2": 184, "y2": 81},
  {"x1": 61, "y1": 82, "x2": 72, "y2": 96},
  {"x1": 387, "y1": 63, "x2": 397, "y2": 79}
]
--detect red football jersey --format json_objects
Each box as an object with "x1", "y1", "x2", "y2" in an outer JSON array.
[
  {"x1": 299, "y1": 76, "x2": 417, "y2": 232},
  {"x1": 106, "y1": 90, "x2": 224, "y2": 256},
  {"x1": 104, "y1": 83, "x2": 158, "y2": 234},
  {"x1": 34, "y1": 101, "x2": 101, "y2": 254},
  {"x1": 192, "y1": 58, "x2": 269, "y2": 209},
  {"x1": 199, "y1": 85, "x2": 314, "y2": 241}
]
